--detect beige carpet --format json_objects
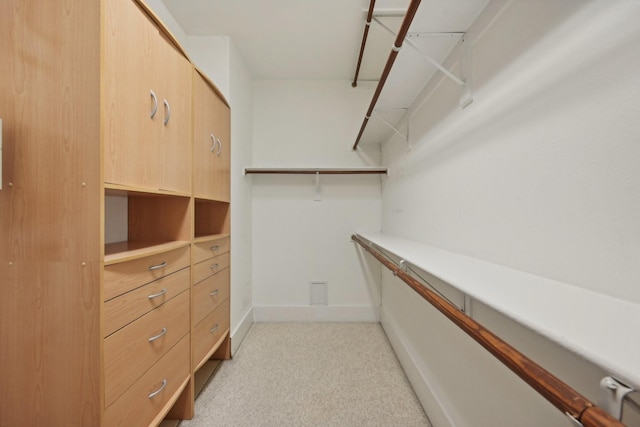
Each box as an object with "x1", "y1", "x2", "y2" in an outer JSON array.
[{"x1": 179, "y1": 322, "x2": 431, "y2": 427}]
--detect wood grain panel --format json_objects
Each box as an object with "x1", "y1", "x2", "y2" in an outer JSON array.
[
  {"x1": 103, "y1": 0, "x2": 162, "y2": 189},
  {"x1": 192, "y1": 268, "x2": 230, "y2": 326},
  {"x1": 105, "y1": 334, "x2": 190, "y2": 427},
  {"x1": 104, "y1": 245, "x2": 190, "y2": 301},
  {"x1": 104, "y1": 290, "x2": 190, "y2": 408},
  {"x1": 192, "y1": 236, "x2": 230, "y2": 264},
  {"x1": 104, "y1": 267, "x2": 190, "y2": 337},
  {"x1": 193, "y1": 252, "x2": 229, "y2": 285},
  {"x1": 0, "y1": 0, "x2": 102, "y2": 425},
  {"x1": 192, "y1": 301, "x2": 230, "y2": 368}
]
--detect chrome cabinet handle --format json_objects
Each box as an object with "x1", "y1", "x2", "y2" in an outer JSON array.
[
  {"x1": 148, "y1": 261, "x2": 167, "y2": 271},
  {"x1": 210, "y1": 133, "x2": 217, "y2": 152},
  {"x1": 216, "y1": 137, "x2": 222, "y2": 156},
  {"x1": 209, "y1": 263, "x2": 219, "y2": 270},
  {"x1": 148, "y1": 327, "x2": 167, "y2": 342},
  {"x1": 210, "y1": 245, "x2": 219, "y2": 252},
  {"x1": 150, "y1": 90, "x2": 158, "y2": 119},
  {"x1": 209, "y1": 324, "x2": 219, "y2": 334},
  {"x1": 148, "y1": 379, "x2": 167, "y2": 399},
  {"x1": 147, "y1": 288, "x2": 167, "y2": 300},
  {"x1": 209, "y1": 290, "x2": 219, "y2": 297},
  {"x1": 163, "y1": 99, "x2": 171, "y2": 126}
]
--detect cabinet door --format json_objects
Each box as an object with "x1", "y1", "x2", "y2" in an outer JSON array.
[
  {"x1": 158, "y1": 36, "x2": 192, "y2": 194},
  {"x1": 193, "y1": 72, "x2": 230, "y2": 202},
  {"x1": 103, "y1": 0, "x2": 163, "y2": 189}
]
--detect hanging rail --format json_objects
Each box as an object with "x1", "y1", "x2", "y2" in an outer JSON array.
[
  {"x1": 352, "y1": 0, "x2": 377, "y2": 87},
  {"x1": 244, "y1": 167, "x2": 387, "y2": 175},
  {"x1": 352, "y1": 0, "x2": 422, "y2": 151},
  {"x1": 351, "y1": 234, "x2": 626, "y2": 427}
]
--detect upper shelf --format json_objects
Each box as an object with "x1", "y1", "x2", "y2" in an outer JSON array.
[
  {"x1": 353, "y1": 0, "x2": 491, "y2": 147},
  {"x1": 244, "y1": 167, "x2": 387, "y2": 175},
  {"x1": 356, "y1": 232, "x2": 640, "y2": 391}
]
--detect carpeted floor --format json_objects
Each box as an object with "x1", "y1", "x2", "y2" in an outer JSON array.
[{"x1": 179, "y1": 322, "x2": 431, "y2": 427}]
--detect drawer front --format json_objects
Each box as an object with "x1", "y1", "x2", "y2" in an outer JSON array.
[
  {"x1": 192, "y1": 268, "x2": 230, "y2": 326},
  {"x1": 193, "y1": 252, "x2": 229, "y2": 285},
  {"x1": 193, "y1": 236, "x2": 230, "y2": 264},
  {"x1": 104, "y1": 246, "x2": 190, "y2": 301},
  {"x1": 192, "y1": 300, "x2": 230, "y2": 368},
  {"x1": 104, "y1": 334, "x2": 190, "y2": 427},
  {"x1": 104, "y1": 290, "x2": 190, "y2": 408},
  {"x1": 104, "y1": 267, "x2": 190, "y2": 337}
]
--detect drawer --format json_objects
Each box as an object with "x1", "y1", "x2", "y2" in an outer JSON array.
[
  {"x1": 193, "y1": 236, "x2": 230, "y2": 264},
  {"x1": 104, "y1": 290, "x2": 190, "y2": 408},
  {"x1": 104, "y1": 334, "x2": 190, "y2": 427},
  {"x1": 193, "y1": 252, "x2": 229, "y2": 285},
  {"x1": 192, "y1": 268, "x2": 230, "y2": 326},
  {"x1": 104, "y1": 267, "x2": 190, "y2": 337},
  {"x1": 104, "y1": 245, "x2": 190, "y2": 301},
  {"x1": 192, "y1": 300, "x2": 230, "y2": 368}
]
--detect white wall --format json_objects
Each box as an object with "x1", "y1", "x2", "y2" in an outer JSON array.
[
  {"x1": 379, "y1": 1, "x2": 640, "y2": 426},
  {"x1": 251, "y1": 80, "x2": 383, "y2": 322}
]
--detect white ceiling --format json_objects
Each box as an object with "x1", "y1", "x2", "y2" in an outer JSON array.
[{"x1": 162, "y1": 0, "x2": 490, "y2": 143}]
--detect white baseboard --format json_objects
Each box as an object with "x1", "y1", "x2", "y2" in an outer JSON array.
[
  {"x1": 253, "y1": 305, "x2": 379, "y2": 323},
  {"x1": 381, "y1": 309, "x2": 456, "y2": 427},
  {"x1": 231, "y1": 307, "x2": 254, "y2": 356}
]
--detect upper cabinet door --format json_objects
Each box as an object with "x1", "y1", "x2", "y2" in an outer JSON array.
[
  {"x1": 157, "y1": 34, "x2": 192, "y2": 194},
  {"x1": 193, "y1": 71, "x2": 230, "y2": 202},
  {"x1": 103, "y1": 0, "x2": 192, "y2": 194},
  {"x1": 103, "y1": 0, "x2": 163, "y2": 189}
]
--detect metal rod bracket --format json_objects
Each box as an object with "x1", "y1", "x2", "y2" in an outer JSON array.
[
  {"x1": 565, "y1": 412, "x2": 583, "y2": 427},
  {"x1": 599, "y1": 376, "x2": 635, "y2": 420},
  {"x1": 314, "y1": 171, "x2": 322, "y2": 201}
]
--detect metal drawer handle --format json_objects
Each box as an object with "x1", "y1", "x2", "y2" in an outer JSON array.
[
  {"x1": 148, "y1": 379, "x2": 167, "y2": 399},
  {"x1": 148, "y1": 261, "x2": 167, "y2": 271},
  {"x1": 209, "y1": 290, "x2": 219, "y2": 297},
  {"x1": 148, "y1": 327, "x2": 167, "y2": 342},
  {"x1": 209, "y1": 324, "x2": 219, "y2": 334},
  {"x1": 216, "y1": 137, "x2": 222, "y2": 156},
  {"x1": 147, "y1": 288, "x2": 167, "y2": 300},
  {"x1": 210, "y1": 133, "x2": 217, "y2": 152},
  {"x1": 150, "y1": 90, "x2": 158, "y2": 119},
  {"x1": 210, "y1": 245, "x2": 220, "y2": 252},
  {"x1": 209, "y1": 263, "x2": 219, "y2": 270},
  {"x1": 163, "y1": 99, "x2": 171, "y2": 126}
]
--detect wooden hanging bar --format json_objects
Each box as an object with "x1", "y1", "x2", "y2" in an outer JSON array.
[
  {"x1": 352, "y1": 0, "x2": 376, "y2": 87},
  {"x1": 244, "y1": 167, "x2": 387, "y2": 175},
  {"x1": 351, "y1": 234, "x2": 626, "y2": 427},
  {"x1": 352, "y1": 0, "x2": 421, "y2": 151}
]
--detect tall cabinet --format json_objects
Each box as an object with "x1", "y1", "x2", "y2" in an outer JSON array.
[{"x1": 0, "y1": 0, "x2": 231, "y2": 426}]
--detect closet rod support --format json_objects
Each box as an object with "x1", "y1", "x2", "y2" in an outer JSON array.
[
  {"x1": 372, "y1": 16, "x2": 470, "y2": 91},
  {"x1": 599, "y1": 376, "x2": 635, "y2": 420},
  {"x1": 373, "y1": 109, "x2": 408, "y2": 141}
]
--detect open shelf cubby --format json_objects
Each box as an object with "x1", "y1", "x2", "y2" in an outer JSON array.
[
  {"x1": 105, "y1": 188, "x2": 191, "y2": 263},
  {"x1": 194, "y1": 199, "x2": 230, "y2": 239}
]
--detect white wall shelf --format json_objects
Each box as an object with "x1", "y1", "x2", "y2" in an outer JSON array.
[{"x1": 356, "y1": 232, "x2": 640, "y2": 391}]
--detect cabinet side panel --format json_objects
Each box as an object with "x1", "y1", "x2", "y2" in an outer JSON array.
[{"x1": 0, "y1": 0, "x2": 102, "y2": 425}]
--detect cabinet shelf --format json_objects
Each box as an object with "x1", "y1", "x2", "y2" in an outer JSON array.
[
  {"x1": 193, "y1": 233, "x2": 230, "y2": 244},
  {"x1": 104, "y1": 240, "x2": 190, "y2": 265}
]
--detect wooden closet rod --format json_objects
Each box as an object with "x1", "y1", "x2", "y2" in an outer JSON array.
[
  {"x1": 352, "y1": 0, "x2": 376, "y2": 88},
  {"x1": 351, "y1": 234, "x2": 626, "y2": 427},
  {"x1": 352, "y1": 0, "x2": 421, "y2": 151}
]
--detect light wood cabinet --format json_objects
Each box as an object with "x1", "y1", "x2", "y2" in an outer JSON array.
[
  {"x1": 193, "y1": 69, "x2": 231, "y2": 202},
  {"x1": 104, "y1": 0, "x2": 192, "y2": 194},
  {"x1": 0, "y1": 0, "x2": 231, "y2": 425}
]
